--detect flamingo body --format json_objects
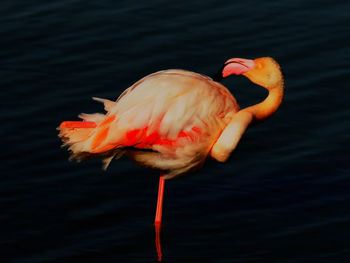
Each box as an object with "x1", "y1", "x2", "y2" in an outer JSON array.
[
  {"x1": 58, "y1": 56, "x2": 284, "y2": 249},
  {"x1": 59, "y1": 69, "x2": 240, "y2": 179}
]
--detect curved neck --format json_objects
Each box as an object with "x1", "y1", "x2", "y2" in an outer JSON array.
[{"x1": 242, "y1": 82, "x2": 284, "y2": 122}]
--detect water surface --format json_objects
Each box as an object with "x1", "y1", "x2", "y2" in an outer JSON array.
[{"x1": 1, "y1": 1, "x2": 350, "y2": 262}]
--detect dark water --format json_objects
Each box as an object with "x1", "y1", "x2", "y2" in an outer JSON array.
[{"x1": 1, "y1": 1, "x2": 350, "y2": 262}]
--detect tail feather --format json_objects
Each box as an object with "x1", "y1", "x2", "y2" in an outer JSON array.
[
  {"x1": 58, "y1": 120, "x2": 96, "y2": 159},
  {"x1": 58, "y1": 120, "x2": 124, "y2": 169},
  {"x1": 58, "y1": 95, "x2": 125, "y2": 169},
  {"x1": 101, "y1": 150, "x2": 126, "y2": 170},
  {"x1": 58, "y1": 121, "x2": 96, "y2": 144},
  {"x1": 58, "y1": 129, "x2": 92, "y2": 146},
  {"x1": 93, "y1": 97, "x2": 116, "y2": 112},
  {"x1": 78, "y1": 113, "x2": 106, "y2": 124}
]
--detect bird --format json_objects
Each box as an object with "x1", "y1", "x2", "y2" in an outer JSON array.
[{"x1": 58, "y1": 57, "x2": 284, "y2": 226}]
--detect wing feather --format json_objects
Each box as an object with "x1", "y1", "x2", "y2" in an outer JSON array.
[{"x1": 98, "y1": 70, "x2": 238, "y2": 151}]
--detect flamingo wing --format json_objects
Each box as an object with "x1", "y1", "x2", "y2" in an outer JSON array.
[{"x1": 59, "y1": 70, "x2": 239, "y2": 176}]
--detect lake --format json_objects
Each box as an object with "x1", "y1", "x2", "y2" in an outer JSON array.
[{"x1": 1, "y1": 0, "x2": 350, "y2": 262}]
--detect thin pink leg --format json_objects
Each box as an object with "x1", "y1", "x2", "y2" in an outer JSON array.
[
  {"x1": 154, "y1": 173, "x2": 165, "y2": 261},
  {"x1": 154, "y1": 173, "x2": 165, "y2": 225},
  {"x1": 155, "y1": 223, "x2": 162, "y2": 262}
]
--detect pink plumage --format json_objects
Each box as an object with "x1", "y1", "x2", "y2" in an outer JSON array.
[
  {"x1": 59, "y1": 69, "x2": 239, "y2": 179},
  {"x1": 58, "y1": 57, "x2": 284, "y2": 245}
]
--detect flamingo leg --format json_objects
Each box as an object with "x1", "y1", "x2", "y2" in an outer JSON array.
[
  {"x1": 154, "y1": 173, "x2": 165, "y2": 261},
  {"x1": 155, "y1": 223, "x2": 163, "y2": 262},
  {"x1": 154, "y1": 174, "x2": 165, "y2": 225}
]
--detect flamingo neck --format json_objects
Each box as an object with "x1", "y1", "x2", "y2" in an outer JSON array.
[{"x1": 242, "y1": 82, "x2": 284, "y2": 122}]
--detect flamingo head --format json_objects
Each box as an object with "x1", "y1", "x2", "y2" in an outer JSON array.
[{"x1": 213, "y1": 57, "x2": 284, "y2": 90}]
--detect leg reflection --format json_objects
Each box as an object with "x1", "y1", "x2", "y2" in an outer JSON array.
[
  {"x1": 154, "y1": 174, "x2": 165, "y2": 261},
  {"x1": 155, "y1": 223, "x2": 163, "y2": 262}
]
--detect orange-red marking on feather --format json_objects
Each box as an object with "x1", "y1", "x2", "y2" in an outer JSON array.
[
  {"x1": 124, "y1": 126, "x2": 202, "y2": 148},
  {"x1": 192, "y1": 126, "x2": 201, "y2": 134},
  {"x1": 91, "y1": 125, "x2": 202, "y2": 153},
  {"x1": 99, "y1": 115, "x2": 115, "y2": 126},
  {"x1": 60, "y1": 121, "x2": 97, "y2": 129},
  {"x1": 126, "y1": 129, "x2": 143, "y2": 145},
  {"x1": 91, "y1": 126, "x2": 110, "y2": 150},
  {"x1": 94, "y1": 143, "x2": 117, "y2": 153}
]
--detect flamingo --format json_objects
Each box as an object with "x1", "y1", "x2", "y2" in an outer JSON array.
[{"x1": 58, "y1": 56, "x2": 284, "y2": 225}]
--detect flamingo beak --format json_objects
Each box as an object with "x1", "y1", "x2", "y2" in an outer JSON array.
[{"x1": 213, "y1": 58, "x2": 255, "y2": 81}]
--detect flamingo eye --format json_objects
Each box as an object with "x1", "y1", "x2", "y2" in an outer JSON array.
[{"x1": 256, "y1": 62, "x2": 263, "y2": 69}]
